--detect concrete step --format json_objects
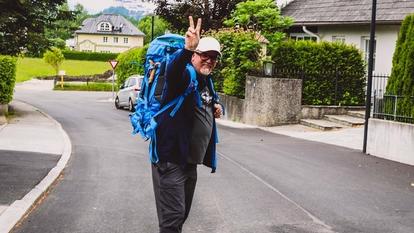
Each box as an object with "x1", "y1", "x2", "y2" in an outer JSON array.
[
  {"x1": 324, "y1": 115, "x2": 365, "y2": 127},
  {"x1": 347, "y1": 110, "x2": 365, "y2": 119},
  {"x1": 300, "y1": 119, "x2": 344, "y2": 131}
]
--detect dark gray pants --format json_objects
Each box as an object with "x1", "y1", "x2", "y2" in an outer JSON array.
[{"x1": 152, "y1": 162, "x2": 197, "y2": 233}]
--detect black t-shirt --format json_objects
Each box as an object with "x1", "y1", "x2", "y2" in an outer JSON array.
[{"x1": 188, "y1": 78, "x2": 214, "y2": 164}]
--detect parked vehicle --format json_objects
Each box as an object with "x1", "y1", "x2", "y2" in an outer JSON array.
[{"x1": 115, "y1": 75, "x2": 143, "y2": 112}]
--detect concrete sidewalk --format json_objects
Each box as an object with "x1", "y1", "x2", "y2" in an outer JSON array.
[
  {"x1": 0, "y1": 100, "x2": 71, "y2": 233},
  {"x1": 217, "y1": 119, "x2": 364, "y2": 151}
]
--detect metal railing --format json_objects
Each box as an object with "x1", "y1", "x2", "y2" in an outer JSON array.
[
  {"x1": 371, "y1": 74, "x2": 414, "y2": 124},
  {"x1": 373, "y1": 94, "x2": 414, "y2": 124},
  {"x1": 371, "y1": 73, "x2": 389, "y2": 98}
]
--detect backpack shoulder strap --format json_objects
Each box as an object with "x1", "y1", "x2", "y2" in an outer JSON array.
[
  {"x1": 186, "y1": 64, "x2": 203, "y2": 108},
  {"x1": 168, "y1": 64, "x2": 201, "y2": 116}
]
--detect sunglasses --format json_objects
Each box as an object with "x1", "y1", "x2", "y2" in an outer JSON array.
[{"x1": 195, "y1": 51, "x2": 220, "y2": 62}]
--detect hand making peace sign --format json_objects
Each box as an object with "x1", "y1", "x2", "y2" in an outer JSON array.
[{"x1": 185, "y1": 16, "x2": 202, "y2": 51}]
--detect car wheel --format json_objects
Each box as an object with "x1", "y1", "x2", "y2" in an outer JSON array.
[
  {"x1": 115, "y1": 97, "x2": 121, "y2": 109},
  {"x1": 128, "y1": 98, "x2": 135, "y2": 112}
]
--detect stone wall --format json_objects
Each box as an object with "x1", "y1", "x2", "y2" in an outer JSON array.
[
  {"x1": 243, "y1": 76, "x2": 302, "y2": 126},
  {"x1": 218, "y1": 93, "x2": 244, "y2": 122},
  {"x1": 35, "y1": 69, "x2": 113, "y2": 82},
  {"x1": 301, "y1": 106, "x2": 365, "y2": 119},
  {"x1": 367, "y1": 118, "x2": 414, "y2": 166}
]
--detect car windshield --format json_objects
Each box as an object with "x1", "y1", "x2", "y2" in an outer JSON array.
[
  {"x1": 129, "y1": 78, "x2": 136, "y2": 86},
  {"x1": 138, "y1": 78, "x2": 143, "y2": 89}
]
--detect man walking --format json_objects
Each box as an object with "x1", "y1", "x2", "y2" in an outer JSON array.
[{"x1": 151, "y1": 16, "x2": 223, "y2": 233}]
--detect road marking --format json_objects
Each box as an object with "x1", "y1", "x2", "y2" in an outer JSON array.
[{"x1": 217, "y1": 151, "x2": 335, "y2": 233}]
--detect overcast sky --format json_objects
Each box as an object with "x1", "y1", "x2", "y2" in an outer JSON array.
[
  {"x1": 68, "y1": 0, "x2": 114, "y2": 14},
  {"x1": 67, "y1": 0, "x2": 291, "y2": 14}
]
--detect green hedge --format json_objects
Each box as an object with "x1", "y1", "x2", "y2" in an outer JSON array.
[
  {"x1": 0, "y1": 55, "x2": 17, "y2": 104},
  {"x1": 115, "y1": 45, "x2": 148, "y2": 87},
  {"x1": 272, "y1": 40, "x2": 366, "y2": 105},
  {"x1": 62, "y1": 50, "x2": 119, "y2": 61}
]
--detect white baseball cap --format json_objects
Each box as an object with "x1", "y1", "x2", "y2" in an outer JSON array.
[{"x1": 195, "y1": 37, "x2": 221, "y2": 56}]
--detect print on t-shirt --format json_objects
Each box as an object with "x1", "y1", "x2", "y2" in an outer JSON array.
[{"x1": 200, "y1": 86, "x2": 213, "y2": 105}]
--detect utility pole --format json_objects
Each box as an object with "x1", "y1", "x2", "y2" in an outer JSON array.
[
  {"x1": 151, "y1": 14, "x2": 155, "y2": 41},
  {"x1": 363, "y1": 0, "x2": 377, "y2": 153}
]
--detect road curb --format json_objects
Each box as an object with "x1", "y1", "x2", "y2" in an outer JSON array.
[
  {"x1": 0, "y1": 122, "x2": 7, "y2": 132},
  {"x1": 0, "y1": 101, "x2": 72, "y2": 233}
]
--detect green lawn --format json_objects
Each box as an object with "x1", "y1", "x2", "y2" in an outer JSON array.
[{"x1": 16, "y1": 57, "x2": 110, "y2": 83}]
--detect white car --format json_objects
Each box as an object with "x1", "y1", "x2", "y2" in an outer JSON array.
[{"x1": 115, "y1": 75, "x2": 143, "y2": 111}]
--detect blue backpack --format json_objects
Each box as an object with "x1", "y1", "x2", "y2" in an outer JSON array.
[{"x1": 129, "y1": 34, "x2": 201, "y2": 163}]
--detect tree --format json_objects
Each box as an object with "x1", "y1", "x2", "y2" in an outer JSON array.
[
  {"x1": 208, "y1": 29, "x2": 262, "y2": 97},
  {"x1": 138, "y1": 16, "x2": 170, "y2": 44},
  {"x1": 45, "y1": 3, "x2": 91, "y2": 50},
  {"x1": 43, "y1": 47, "x2": 65, "y2": 75},
  {"x1": 45, "y1": 3, "x2": 81, "y2": 49},
  {"x1": 74, "y1": 4, "x2": 89, "y2": 25},
  {"x1": 154, "y1": 0, "x2": 244, "y2": 33},
  {"x1": 387, "y1": 14, "x2": 414, "y2": 96},
  {"x1": 224, "y1": 0, "x2": 293, "y2": 50},
  {"x1": 386, "y1": 14, "x2": 414, "y2": 117},
  {"x1": 0, "y1": 0, "x2": 68, "y2": 56}
]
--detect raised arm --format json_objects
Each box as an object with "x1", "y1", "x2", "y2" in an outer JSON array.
[{"x1": 165, "y1": 16, "x2": 202, "y2": 86}]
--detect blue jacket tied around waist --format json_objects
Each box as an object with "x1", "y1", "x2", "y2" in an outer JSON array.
[{"x1": 154, "y1": 49, "x2": 219, "y2": 173}]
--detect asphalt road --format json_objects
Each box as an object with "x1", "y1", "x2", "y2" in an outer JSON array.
[
  {"x1": 0, "y1": 150, "x2": 59, "y2": 205},
  {"x1": 12, "y1": 89, "x2": 414, "y2": 233}
]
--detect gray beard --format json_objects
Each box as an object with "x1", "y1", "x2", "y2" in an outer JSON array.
[{"x1": 200, "y1": 67, "x2": 212, "y2": 76}]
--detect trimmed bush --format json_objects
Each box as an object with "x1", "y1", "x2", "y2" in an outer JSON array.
[
  {"x1": 115, "y1": 45, "x2": 148, "y2": 87},
  {"x1": 0, "y1": 55, "x2": 17, "y2": 104},
  {"x1": 272, "y1": 40, "x2": 366, "y2": 105},
  {"x1": 386, "y1": 14, "x2": 414, "y2": 119},
  {"x1": 209, "y1": 29, "x2": 262, "y2": 98},
  {"x1": 62, "y1": 50, "x2": 119, "y2": 61}
]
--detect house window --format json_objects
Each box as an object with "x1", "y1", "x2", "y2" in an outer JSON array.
[
  {"x1": 123, "y1": 37, "x2": 128, "y2": 44},
  {"x1": 103, "y1": 37, "x2": 108, "y2": 43},
  {"x1": 98, "y1": 22, "x2": 111, "y2": 31},
  {"x1": 113, "y1": 37, "x2": 118, "y2": 43},
  {"x1": 362, "y1": 36, "x2": 376, "y2": 71},
  {"x1": 332, "y1": 36, "x2": 345, "y2": 43},
  {"x1": 290, "y1": 35, "x2": 317, "y2": 41}
]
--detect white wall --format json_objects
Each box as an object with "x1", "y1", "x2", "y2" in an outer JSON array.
[
  {"x1": 76, "y1": 34, "x2": 144, "y2": 53},
  {"x1": 317, "y1": 25, "x2": 400, "y2": 74},
  {"x1": 367, "y1": 119, "x2": 414, "y2": 166}
]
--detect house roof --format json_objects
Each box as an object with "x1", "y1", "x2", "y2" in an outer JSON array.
[
  {"x1": 282, "y1": 0, "x2": 414, "y2": 26},
  {"x1": 76, "y1": 14, "x2": 145, "y2": 36}
]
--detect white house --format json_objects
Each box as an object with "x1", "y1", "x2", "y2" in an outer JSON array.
[
  {"x1": 281, "y1": 0, "x2": 414, "y2": 74},
  {"x1": 75, "y1": 14, "x2": 145, "y2": 53}
]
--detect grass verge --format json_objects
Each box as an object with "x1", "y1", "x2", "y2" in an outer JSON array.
[{"x1": 53, "y1": 82, "x2": 119, "y2": 92}]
